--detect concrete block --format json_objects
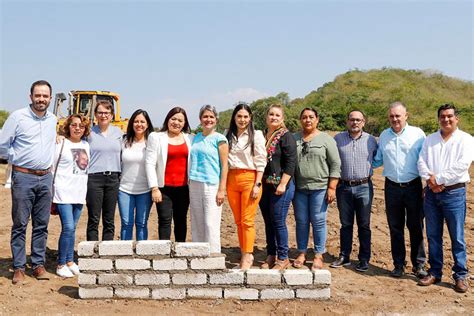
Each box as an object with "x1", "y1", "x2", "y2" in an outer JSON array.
[
  {"x1": 187, "y1": 288, "x2": 223, "y2": 299},
  {"x1": 152, "y1": 288, "x2": 186, "y2": 300},
  {"x1": 209, "y1": 271, "x2": 244, "y2": 285},
  {"x1": 190, "y1": 256, "x2": 226, "y2": 270},
  {"x1": 115, "y1": 259, "x2": 150, "y2": 270},
  {"x1": 260, "y1": 288, "x2": 294, "y2": 300},
  {"x1": 172, "y1": 273, "x2": 207, "y2": 285},
  {"x1": 98, "y1": 273, "x2": 133, "y2": 285},
  {"x1": 153, "y1": 258, "x2": 188, "y2": 271},
  {"x1": 98, "y1": 240, "x2": 134, "y2": 256},
  {"x1": 224, "y1": 288, "x2": 259, "y2": 300},
  {"x1": 283, "y1": 270, "x2": 313, "y2": 285},
  {"x1": 135, "y1": 273, "x2": 170, "y2": 285},
  {"x1": 246, "y1": 269, "x2": 281, "y2": 285},
  {"x1": 174, "y1": 242, "x2": 210, "y2": 257},
  {"x1": 136, "y1": 240, "x2": 172, "y2": 255},
  {"x1": 313, "y1": 269, "x2": 331, "y2": 285},
  {"x1": 296, "y1": 288, "x2": 331, "y2": 300},
  {"x1": 79, "y1": 258, "x2": 113, "y2": 271},
  {"x1": 78, "y1": 273, "x2": 96, "y2": 285},
  {"x1": 78, "y1": 287, "x2": 113, "y2": 299},
  {"x1": 77, "y1": 241, "x2": 97, "y2": 257},
  {"x1": 115, "y1": 287, "x2": 150, "y2": 299}
]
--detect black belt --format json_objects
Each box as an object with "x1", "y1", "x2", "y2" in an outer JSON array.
[
  {"x1": 443, "y1": 183, "x2": 465, "y2": 192},
  {"x1": 90, "y1": 171, "x2": 120, "y2": 176},
  {"x1": 386, "y1": 177, "x2": 420, "y2": 188},
  {"x1": 340, "y1": 177, "x2": 370, "y2": 187}
]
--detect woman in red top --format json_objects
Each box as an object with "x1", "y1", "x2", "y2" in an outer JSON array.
[{"x1": 145, "y1": 107, "x2": 194, "y2": 241}]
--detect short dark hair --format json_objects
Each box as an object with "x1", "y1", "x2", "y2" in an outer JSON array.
[
  {"x1": 347, "y1": 109, "x2": 366, "y2": 120},
  {"x1": 94, "y1": 99, "x2": 114, "y2": 116},
  {"x1": 299, "y1": 107, "x2": 318, "y2": 119},
  {"x1": 30, "y1": 80, "x2": 52, "y2": 96},
  {"x1": 123, "y1": 109, "x2": 154, "y2": 147},
  {"x1": 160, "y1": 107, "x2": 191, "y2": 133},
  {"x1": 62, "y1": 114, "x2": 91, "y2": 139},
  {"x1": 437, "y1": 103, "x2": 459, "y2": 118}
]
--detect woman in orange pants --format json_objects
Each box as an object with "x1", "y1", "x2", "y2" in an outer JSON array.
[{"x1": 226, "y1": 103, "x2": 267, "y2": 269}]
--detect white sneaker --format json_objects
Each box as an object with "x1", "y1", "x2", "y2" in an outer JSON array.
[
  {"x1": 67, "y1": 262, "x2": 80, "y2": 275},
  {"x1": 56, "y1": 265, "x2": 74, "y2": 278}
]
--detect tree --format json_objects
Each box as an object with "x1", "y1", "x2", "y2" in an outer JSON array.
[{"x1": 0, "y1": 110, "x2": 9, "y2": 128}]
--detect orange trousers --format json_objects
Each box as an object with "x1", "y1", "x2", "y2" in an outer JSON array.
[{"x1": 226, "y1": 169, "x2": 262, "y2": 253}]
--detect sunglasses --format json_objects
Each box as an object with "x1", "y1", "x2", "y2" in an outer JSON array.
[{"x1": 302, "y1": 141, "x2": 309, "y2": 156}]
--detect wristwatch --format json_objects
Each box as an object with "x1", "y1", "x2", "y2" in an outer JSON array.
[{"x1": 255, "y1": 182, "x2": 262, "y2": 188}]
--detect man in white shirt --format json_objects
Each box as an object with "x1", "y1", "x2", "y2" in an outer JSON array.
[{"x1": 417, "y1": 104, "x2": 473, "y2": 293}]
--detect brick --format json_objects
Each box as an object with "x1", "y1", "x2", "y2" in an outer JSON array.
[
  {"x1": 153, "y1": 258, "x2": 188, "y2": 271},
  {"x1": 135, "y1": 273, "x2": 170, "y2": 285},
  {"x1": 296, "y1": 288, "x2": 331, "y2": 300},
  {"x1": 260, "y1": 288, "x2": 294, "y2": 300},
  {"x1": 78, "y1": 287, "x2": 113, "y2": 299},
  {"x1": 174, "y1": 242, "x2": 210, "y2": 257},
  {"x1": 172, "y1": 273, "x2": 207, "y2": 285},
  {"x1": 283, "y1": 270, "x2": 313, "y2": 285},
  {"x1": 187, "y1": 288, "x2": 222, "y2": 299},
  {"x1": 79, "y1": 258, "x2": 113, "y2": 271},
  {"x1": 78, "y1": 273, "x2": 96, "y2": 285},
  {"x1": 115, "y1": 259, "x2": 150, "y2": 270},
  {"x1": 246, "y1": 269, "x2": 281, "y2": 285},
  {"x1": 152, "y1": 288, "x2": 186, "y2": 300},
  {"x1": 313, "y1": 269, "x2": 331, "y2": 285},
  {"x1": 98, "y1": 274, "x2": 133, "y2": 285},
  {"x1": 190, "y1": 256, "x2": 226, "y2": 270},
  {"x1": 136, "y1": 240, "x2": 171, "y2": 256},
  {"x1": 209, "y1": 271, "x2": 244, "y2": 285},
  {"x1": 115, "y1": 287, "x2": 150, "y2": 299},
  {"x1": 224, "y1": 288, "x2": 259, "y2": 300},
  {"x1": 78, "y1": 241, "x2": 97, "y2": 257},
  {"x1": 98, "y1": 240, "x2": 134, "y2": 256}
]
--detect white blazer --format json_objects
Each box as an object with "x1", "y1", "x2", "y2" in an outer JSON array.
[{"x1": 145, "y1": 131, "x2": 194, "y2": 188}]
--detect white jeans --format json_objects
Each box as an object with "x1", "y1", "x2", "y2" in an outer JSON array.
[{"x1": 189, "y1": 180, "x2": 222, "y2": 253}]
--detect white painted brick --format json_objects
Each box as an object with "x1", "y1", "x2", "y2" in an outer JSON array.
[
  {"x1": 152, "y1": 288, "x2": 186, "y2": 299},
  {"x1": 283, "y1": 270, "x2": 313, "y2": 285},
  {"x1": 98, "y1": 240, "x2": 134, "y2": 256},
  {"x1": 115, "y1": 287, "x2": 150, "y2": 299},
  {"x1": 79, "y1": 258, "x2": 113, "y2": 271},
  {"x1": 260, "y1": 288, "x2": 295, "y2": 300},
  {"x1": 224, "y1": 288, "x2": 259, "y2": 300},
  {"x1": 136, "y1": 240, "x2": 171, "y2": 255},
  {"x1": 209, "y1": 271, "x2": 244, "y2": 285},
  {"x1": 98, "y1": 274, "x2": 133, "y2": 285},
  {"x1": 172, "y1": 273, "x2": 207, "y2": 285},
  {"x1": 78, "y1": 287, "x2": 113, "y2": 299},
  {"x1": 296, "y1": 288, "x2": 331, "y2": 300},
  {"x1": 153, "y1": 258, "x2": 188, "y2": 271},
  {"x1": 246, "y1": 269, "x2": 281, "y2": 285},
  {"x1": 78, "y1": 273, "x2": 96, "y2": 285},
  {"x1": 77, "y1": 241, "x2": 97, "y2": 257},
  {"x1": 187, "y1": 288, "x2": 222, "y2": 299},
  {"x1": 174, "y1": 242, "x2": 210, "y2": 257},
  {"x1": 115, "y1": 259, "x2": 150, "y2": 270},
  {"x1": 313, "y1": 269, "x2": 331, "y2": 285},
  {"x1": 135, "y1": 273, "x2": 170, "y2": 285},
  {"x1": 190, "y1": 256, "x2": 226, "y2": 270}
]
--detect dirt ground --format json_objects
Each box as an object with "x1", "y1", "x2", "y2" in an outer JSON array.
[{"x1": 0, "y1": 164, "x2": 473, "y2": 315}]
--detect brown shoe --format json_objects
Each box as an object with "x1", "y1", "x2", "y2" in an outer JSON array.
[
  {"x1": 32, "y1": 265, "x2": 49, "y2": 280},
  {"x1": 12, "y1": 269, "x2": 25, "y2": 284},
  {"x1": 418, "y1": 274, "x2": 441, "y2": 286},
  {"x1": 272, "y1": 258, "x2": 290, "y2": 270},
  {"x1": 292, "y1": 253, "x2": 306, "y2": 269},
  {"x1": 311, "y1": 254, "x2": 324, "y2": 271},
  {"x1": 261, "y1": 255, "x2": 276, "y2": 269},
  {"x1": 454, "y1": 279, "x2": 469, "y2": 293}
]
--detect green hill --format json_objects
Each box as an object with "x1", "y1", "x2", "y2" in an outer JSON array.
[{"x1": 216, "y1": 68, "x2": 474, "y2": 136}]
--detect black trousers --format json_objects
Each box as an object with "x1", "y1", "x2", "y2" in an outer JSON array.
[
  {"x1": 156, "y1": 185, "x2": 189, "y2": 242},
  {"x1": 86, "y1": 173, "x2": 120, "y2": 241}
]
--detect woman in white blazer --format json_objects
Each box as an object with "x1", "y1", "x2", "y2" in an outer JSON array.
[{"x1": 145, "y1": 107, "x2": 193, "y2": 241}]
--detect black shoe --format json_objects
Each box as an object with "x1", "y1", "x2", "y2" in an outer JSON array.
[
  {"x1": 412, "y1": 265, "x2": 428, "y2": 279},
  {"x1": 355, "y1": 261, "x2": 369, "y2": 272},
  {"x1": 330, "y1": 256, "x2": 350, "y2": 268},
  {"x1": 390, "y1": 266, "x2": 404, "y2": 278}
]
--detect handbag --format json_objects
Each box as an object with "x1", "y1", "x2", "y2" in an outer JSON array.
[{"x1": 51, "y1": 140, "x2": 65, "y2": 215}]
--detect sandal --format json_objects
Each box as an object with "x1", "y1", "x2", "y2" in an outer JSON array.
[
  {"x1": 272, "y1": 258, "x2": 290, "y2": 270},
  {"x1": 261, "y1": 255, "x2": 276, "y2": 269},
  {"x1": 240, "y1": 253, "x2": 254, "y2": 270},
  {"x1": 293, "y1": 253, "x2": 306, "y2": 268},
  {"x1": 311, "y1": 254, "x2": 324, "y2": 271}
]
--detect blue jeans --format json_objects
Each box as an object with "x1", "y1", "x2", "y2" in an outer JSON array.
[
  {"x1": 118, "y1": 190, "x2": 152, "y2": 240},
  {"x1": 424, "y1": 187, "x2": 468, "y2": 280},
  {"x1": 336, "y1": 181, "x2": 373, "y2": 261},
  {"x1": 293, "y1": 188, "x2": 328, "y2": 255},
  {"x1": 57, "y1": 204, "x2": 83, "y2": 265},
  {"x1": 259, "y1": 181, "x2": 295, "y2": 259},
  {"x1": 10, "y1": 170, "x2": 52, "y2": 270}
]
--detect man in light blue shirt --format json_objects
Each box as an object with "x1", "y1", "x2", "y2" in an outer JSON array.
[
  {"x1": 0, "y1": 80, "x2": 57, "y2": 284},
  {"x1": 373, "y1": 102, "x2": 427, "y2": 279}
]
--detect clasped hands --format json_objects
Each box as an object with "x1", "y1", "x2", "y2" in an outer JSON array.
[{"x1": 427, "y1": 175, "x2": 444, "y2": 193}]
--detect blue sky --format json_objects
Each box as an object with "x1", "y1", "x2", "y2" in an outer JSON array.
[{"x1": 1, "y1": 0, "x2": 472, "y2": 127}]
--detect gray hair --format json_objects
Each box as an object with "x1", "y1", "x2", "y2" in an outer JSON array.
[
  {"x1": 199, "y1": 104, "x2": 219, "y2": 119},
  {"x1": 389, "y1": 101, "x2": 407, "y2": 111}
]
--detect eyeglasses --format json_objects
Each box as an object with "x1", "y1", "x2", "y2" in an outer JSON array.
[
  {"x1": 302, "y1": 141, "x2": 309, "y2": 156},
  {"x1": 70, "y1": 124, "x2": 85, "y2": 129},
  {"x1": 96, "y1": 111, "x2": 111, "y2": 116},
  {"x1": 349, "y1": 118, "x2": 364, "y2": 123}
]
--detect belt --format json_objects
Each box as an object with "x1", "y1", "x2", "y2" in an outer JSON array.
[
  {"x1": 386, "y1": 177, "x2": 420, "y2": 188},
  {"x1": 443, "y1": 183, "x2": 465, "y2": 192},
  {"x1": 13, "y1": 165, "x2": 51, "y2": 176},
  {"x1": 340, "y1": 177, "x2": 370, "y2": 187},
  {"x1": 90, "y1": 171, "x2": 120, "y2": 176}
]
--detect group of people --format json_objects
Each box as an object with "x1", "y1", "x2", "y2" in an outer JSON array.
[{"x1": 0, "y1": 80, "x2": 472, "y2": 294}]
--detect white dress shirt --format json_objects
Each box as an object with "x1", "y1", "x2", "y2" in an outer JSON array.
[{"x1": 227, "y1": 130, "x2": 266, "y2": 172}]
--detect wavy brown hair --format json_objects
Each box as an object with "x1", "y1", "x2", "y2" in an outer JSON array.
[{"x1": 62, "y1": 114, "x2": 91, "y2": 139}]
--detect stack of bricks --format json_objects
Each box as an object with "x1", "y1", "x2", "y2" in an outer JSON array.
[{"x1": 77, "y1": 240, "x2": 331, "y2": 300}]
